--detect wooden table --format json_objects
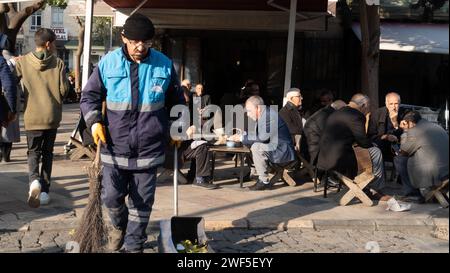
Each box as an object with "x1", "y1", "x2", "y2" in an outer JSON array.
[{"x1": 208, "y1": 145, "x2": 251, "y2": 188}]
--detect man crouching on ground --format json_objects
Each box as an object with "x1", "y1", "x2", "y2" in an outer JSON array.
[{"x1": 230, "y1": 96, "x2": 296, "y2": 191}]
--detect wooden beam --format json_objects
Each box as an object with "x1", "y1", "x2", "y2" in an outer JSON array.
[
  {"x1": 360, "y1": 0, "x2": 380, "y2": 111},
  {"x1": 283, "y1": 0, "x2": 298, "y2": 105}
]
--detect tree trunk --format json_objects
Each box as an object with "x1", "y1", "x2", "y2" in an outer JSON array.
[
  {"x1": 75, "y1": 17, "x2": 85, "y2": 95},
  {"x1": 360, "y1": 0, "x2": 380, "y2": 111}
]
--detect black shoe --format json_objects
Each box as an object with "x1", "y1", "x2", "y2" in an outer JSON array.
[
  {"x1": 398, "y1": 194, "x2": 425, "y2": 204},
  {"x1": 2, "y1": 143, "x2": 12, "y2": 162},
  {"x1": 192, "y1": 179, "x2": 219, "y2": 190},
  {"x1": 249, "y1": 181, "x2": 272, "y2": 191},
  {"x1": 243, "y1": 172, "x2": 252, "y2": 182}
]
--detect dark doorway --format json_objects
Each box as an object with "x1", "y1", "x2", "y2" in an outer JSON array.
[{"x1": 201, "y1": 33, "x2": 268, "y2": 105}]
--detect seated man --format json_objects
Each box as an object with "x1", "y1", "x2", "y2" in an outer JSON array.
[
  {"x1": 229, "y1": 96, "x2": 296, "y2": 191},
  {"x1": 317, "y1": 94, "x2": 389, "y2": 200},
  {"x1": 368, "y1": 92, "x2": 405, "y2": 163},
  {"x1": 303, "y1": 100, "x2": 346, "y2": 164},
  {"x1": 395, "y1": 111, "x2": 449, "y2": 201},
  {"x1": 279, "y1": 88, "x2": 305, "y2": 151},
  {"x1": 305, "y1": 89, "x2": 334, "y2": 118},
  {"x1": 177, "y1": 125, "x2": 218, "y2": 190}
]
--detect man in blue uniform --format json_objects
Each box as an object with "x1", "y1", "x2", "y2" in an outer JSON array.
[{"x1": 80, "y1": 14, "x2": 185, "y2": 252}]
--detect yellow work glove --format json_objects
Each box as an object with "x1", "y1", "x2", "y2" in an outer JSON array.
[{"x1": 91, "y1": 123, "x2": 107, "y2": 145}]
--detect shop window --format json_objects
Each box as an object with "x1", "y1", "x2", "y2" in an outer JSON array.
[
  {"x1": 51, "y1": 7, "x2": 64, "y2": 27},
  {"x1": 30, "y1": 11, "x2": 42, "y2": 31}
]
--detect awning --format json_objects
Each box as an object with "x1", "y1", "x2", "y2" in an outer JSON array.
[
  {"x1": 103, "y1": 0, "x2": 328, "y2": 12},
  {"x1": 352, "y1": 22, "x2": 449, "y2": 55},
  {"x1": 106, "y1": 0, "x2": 331, "y2": 31}
]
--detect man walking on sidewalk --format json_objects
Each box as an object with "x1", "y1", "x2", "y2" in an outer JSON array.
[
  {"x1": 80, "y1": 14, "x2": 185, "y2": 253},
  {"x1": 14, "y1": 29, "x2": 69, "y2": 208}
]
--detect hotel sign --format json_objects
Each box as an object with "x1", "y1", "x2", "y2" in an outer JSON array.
[{"x1": 51, "y1": 28, "x2": 68, "y2": 41}]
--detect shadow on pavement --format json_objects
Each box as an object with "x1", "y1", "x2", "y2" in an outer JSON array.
[{"x1": 0, "y1": 171, "x2": 84, "y2": 231}]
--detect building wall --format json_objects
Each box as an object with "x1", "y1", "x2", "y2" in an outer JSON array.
[{"x1": 16, "y1": 0, "x2": 114, "y2": 71}]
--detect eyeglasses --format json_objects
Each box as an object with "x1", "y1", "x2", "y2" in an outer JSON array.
[{"x1": 126, "y1": 39, "x2": 153, "y2": 48}]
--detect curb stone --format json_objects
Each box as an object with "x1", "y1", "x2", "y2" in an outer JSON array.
[{"x1": 1, "y1": 217, "x2": 448, "y2": 233}]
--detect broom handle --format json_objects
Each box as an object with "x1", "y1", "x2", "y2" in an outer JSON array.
[
  {"x1": 94, "y1": 140, "x2": 102, "y2": 167},
  {"x1": 174, "y1": 146, "x2": 179, "y2": 216}
]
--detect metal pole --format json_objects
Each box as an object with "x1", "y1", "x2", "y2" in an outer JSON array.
[
  {"x1": 283, "y1": 0, "x2": 297, "y2": 106},
  {"x1": 64, "y1": 0, "x2": 93, "y2": 154},
  {"x1": 174, "y1": 147, "x2": 179, "y2": 216},
  {"x1": 109, "y1": 17, "x2": 113, "y2": 52},
  {"x1": 82, "y1": 0, "x2": 94, "y2": 89},
  {"x1": 445, "y1": 100, "x2": 449, "y2": 131},
  {"x1": 130, "y1": 0, "x2": 150, "y2": 16}
]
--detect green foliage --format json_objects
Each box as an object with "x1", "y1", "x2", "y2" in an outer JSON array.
[
  {"x1": 176, "y1": 240, "x2": 208, "y2": 253},
  {"x1": 411, "y1": 0, "x2": 448, "y2": 10},
  {"x1": 92, "y1": 17, "x2": 112, "y2": 48},
  {"x1": 75, "y1": 15, "x2": 126, "y2": 51},
  {"x1": 45, "y1": 0, "x2": 68, "y2": 9},
  {"x1": 411, "y1": 0, "x2": 449, "y2": 21}
]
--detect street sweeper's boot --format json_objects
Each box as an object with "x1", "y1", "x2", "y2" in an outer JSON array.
[{"x1": 108, "y1": 227, "x2": 125, "y2": 252}]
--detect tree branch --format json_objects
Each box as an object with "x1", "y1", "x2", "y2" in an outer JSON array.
[
  {"x1": 7, "y1": 3, "x2": 17, "y2": 17},
  {"x1": 0, "y1": 4, "x2": 10, "y2": 14},
  {"x1": 75, "y1": 16, "x2": 85, "y2": 93},
  {"x1": 9, "y1": 0, "x2": 45, "y2": 30},
  {"x1": 76, "y1": 16, "x2": 84, "y2": 27}
]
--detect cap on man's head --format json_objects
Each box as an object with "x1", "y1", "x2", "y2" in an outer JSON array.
[
  {"x1": 122, "y1": 13, "x2": 155, "y2": 41},
  {"x1": 286, "y1": 88, "x2": 302, "y2": 100}
]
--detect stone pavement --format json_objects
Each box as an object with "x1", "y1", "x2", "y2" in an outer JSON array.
[
  {"x1": 0, "y1": 104, "x2": 448, "y2": 253},
  {"x1": 1, "y1": 228, "x2": 448, "y2": 253}
]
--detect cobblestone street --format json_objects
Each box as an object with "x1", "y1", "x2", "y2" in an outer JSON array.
[{"x1": 0, "y1": 228, "x2": 447, "y2": 253}]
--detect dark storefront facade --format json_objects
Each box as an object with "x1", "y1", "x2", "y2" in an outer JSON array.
[{"x1": 105, "y1": 0, "x2": 341, "y2": 109}]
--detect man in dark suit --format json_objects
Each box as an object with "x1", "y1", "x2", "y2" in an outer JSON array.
[
  {"x1": 229, "y1": 96, "x2": 296, "y2": 191},
  {"x1": 368, "y1": 92, "x2": 405, "y2": 162},
  {"x1": 279, "y1": 88, "x2": 304, "y2": 151},
  {"x1": 279, "y1": 88, "x2": 304, "y2": 136},
  {"x1": 303, "y1": 100, "x2": 346, "y2": 164},
  {"x1": 317, "y1": 94, "x2": 388, "y2": 199}
]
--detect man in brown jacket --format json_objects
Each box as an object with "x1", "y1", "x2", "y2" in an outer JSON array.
[{"x1": 14, "y1": 28, "x2": 69, "y2": 208}]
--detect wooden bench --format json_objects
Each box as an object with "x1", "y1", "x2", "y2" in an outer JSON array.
[
  {"x1": 268, "y1": 161, "x2": 298, "y2": 187},
  {"x1": 69, "y1": 137, "x2": 96, "y2": 161},
  {"x1": 330, "y1": 147, "x2": 375, "y2": 207},
  {"x1": 425, "y1": 179, "x2": 449, "y2": 208}
]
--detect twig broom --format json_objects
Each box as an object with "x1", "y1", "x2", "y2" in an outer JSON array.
[{"x1": 74, "y1": 140, "x2": 108, "y2": 253}]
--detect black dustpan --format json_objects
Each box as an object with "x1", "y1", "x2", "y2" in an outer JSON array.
[{"x1": 158, "y1": 146, "x2": 214, "y2": 253}]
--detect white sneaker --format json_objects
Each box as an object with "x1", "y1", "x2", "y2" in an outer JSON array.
[
  {"x1": 40, "y1": 192, "x2": 50, "y2": 206},
  {"x1": 28, "y1": 180, "x2": 41, "y2": 208}
]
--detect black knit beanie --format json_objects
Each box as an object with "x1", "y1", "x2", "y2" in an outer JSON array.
[{"x1": 122, "y1": 13, "x2": 155, "y2": 41}]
